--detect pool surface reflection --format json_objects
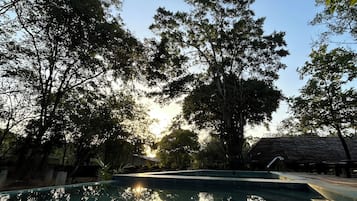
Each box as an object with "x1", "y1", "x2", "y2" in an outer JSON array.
[{"x1": 0, "y1": 180, "x2": 326, "y2": 201}]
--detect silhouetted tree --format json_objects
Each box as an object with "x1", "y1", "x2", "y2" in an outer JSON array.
[
  {"x1": 147, "y1": 0, "x2": 288, "y2": 168},
  {"x1": 0, "y1": 0, "x2": 143, "y2": 176},
  {"x1": 291, "y1": 45, "x2": 357, "y2": 160}
]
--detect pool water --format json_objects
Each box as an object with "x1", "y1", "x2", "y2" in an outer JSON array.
[{"x1": 0, "y1": 180, "x2": 326, "y2": 201}]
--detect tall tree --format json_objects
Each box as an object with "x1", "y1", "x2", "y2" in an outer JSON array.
[
  {"x1": 291, "y1": 45, "x2": 357, "y2": 160},
  {"x1": 148, "y1": 0, "x2": 288, "y2": 168},
  {"x1": 0, "y1": 0, "x2": 142, "y2": 173}
]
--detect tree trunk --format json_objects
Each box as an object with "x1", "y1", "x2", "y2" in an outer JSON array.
[
  {"x1": 225, "y1": 120, "x2": 245, "y2": 169},
  {"x1": 335, "y1": 124, "x2": 351, "y2": 160},
  {"x1": 221, "y1": 76, "x2": 246, "y2": 169},
  {"x1": 62, "y1": 142, "x2": 67, "y2": 167},
  {"x1": 0, "y1": 118, "x2": 11, "y2": 147},
  {"x1": 15, "y1": 135, "x2": 34, "y2": 179}
]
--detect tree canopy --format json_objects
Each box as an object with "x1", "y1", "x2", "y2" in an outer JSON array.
[
  {"x1": 0, "y1": 0, "x2": 147, "y2": 177},
  {"x1": 313, "y1": 0, "x2": 357, "y2": 41},
  {"x1": 148, "y1": 0, "x2": 288, "y2": 168},
  {"x1": 291, "y1": 45, "x2": 357, "y2": 160},
  {"x1": 183, "y1": 75, "x2": 282, "y2": 130}
]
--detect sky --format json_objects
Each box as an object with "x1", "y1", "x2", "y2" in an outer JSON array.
[{"x1": 119, "y1": 0, "x2": 346, "y2": 139}]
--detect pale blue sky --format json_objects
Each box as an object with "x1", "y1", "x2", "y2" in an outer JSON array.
[{"x1": 119, "y1": 0, "x2": 347, "y2": 137}]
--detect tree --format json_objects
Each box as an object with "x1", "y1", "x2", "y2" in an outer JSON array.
[
  {"x1": 0, "y1": 0, "x2": 142, "y2": 174},
  {"x1": 157, "y1": 129, "x2": 199, "y2": 169},
  {"x1": 101, "y1": 139, "x2": 135, "y2": 171},
  {"x1": 275, "y1": 116, "x2": 319, "y2": 136},
  {"x1": 195, "y1": 137, "x2": 227, "y2": 169},
  {"x1": 183, "y1": 75, "x2": 282, "y2": 166},
  {"x1": 291, "y1": 45, "x2": 357, "y2": 160},
  {"x1": 312, "y1": 0, "x2": 357, "y2": 41},
  {"x1": 148, "y1": 0, "x2": 288, "y2": 168},
  {"x1": 57, "y1": 89, "x2": 151, "y2": 176}
]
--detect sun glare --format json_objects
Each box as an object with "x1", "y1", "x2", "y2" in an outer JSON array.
[
  {"x1": 144, "y1": 145, "x2": 157, "y2": 158},
  {"x1": 133, "y1": 184, "x2": 144, "y2": 197},
  {"x1": 146, "y1": 99, "x2": 182, "y2": 137}
]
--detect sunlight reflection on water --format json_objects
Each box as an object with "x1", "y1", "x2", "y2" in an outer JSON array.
[{"x1": 0, "y1": 181, "x2": 325, "y2": 201}]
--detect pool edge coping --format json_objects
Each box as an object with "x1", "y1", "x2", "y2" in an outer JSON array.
[{"x1": 275, "y1": 172, "x2": 357, "y2": 201}]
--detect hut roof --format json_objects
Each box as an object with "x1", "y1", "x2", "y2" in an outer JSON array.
[{"x1": 249, "y1": 137, "x2": 357, "y2": 165}]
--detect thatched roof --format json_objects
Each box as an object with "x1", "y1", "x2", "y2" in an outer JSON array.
[{"x1": 248, "y1": 137, "x2": 357, "y2": 165}]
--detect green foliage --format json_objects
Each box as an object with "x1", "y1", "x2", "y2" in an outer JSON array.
[
  {"x1": 0, "y1": 129, "x2": 18, "y2": 160},
  {"x1": 101, "y1": 139, "x2": 135, "y2": 170},
  {"x1": 195, "y1": 137, "x2": 227, "y2": 169},
  {"x1": 291, "y1": 45, "x2": 357, "y2": 159},
  {"x1": 94, "y1": 158, "x2": 112, "y2": 180},
  {"x1": 0, "y1": 78, "x2": 32, "y2": 153},
  {"x1": 292, "y1": 46, "x2": 357, "y2": 131},
  {"x1": 148, "y1": 0, "x2": 288, "y2": 87},
  {"x1": 275, "y1": 117, "x2": 319, "y2": 136},
  {"x1": 0, "y1": 0, "x2": 150, "y2": 178},
  {"x1": 57, "y1": 89, "x2": 151, "y2": 173},
  {"x1": 158, "y1": 129, "x2": 199, "y2": 169},
  {"x1": 0, "y1": 0, "x2": 143, "y2": 169},
  {"x1": 313, "y1": 0, "x2": 357, "y2": 40},
  {"x1": 183, "y1": 75, "x2": 282, "y2": 167},
  {"x1": 325, "y1": 0, "x2": 357, "y2": 13},
  {"x1": 148, "y1": 0, "x2": 288, "y2": 168},
  {"x1": 183, "y1": 75, "x2": 282, "y2": 129}
]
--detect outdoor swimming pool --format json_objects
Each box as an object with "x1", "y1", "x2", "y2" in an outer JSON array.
[
  {"x1": 0, "y1": 179, "x2": 325, "y2": 201},
  {"x1": 0, "y1": 170, "x2": 330, "y2": 201}
]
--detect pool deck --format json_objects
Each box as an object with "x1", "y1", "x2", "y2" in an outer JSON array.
[{"x1": 277, "y1": 172, "x2": 357, "y2": 201}]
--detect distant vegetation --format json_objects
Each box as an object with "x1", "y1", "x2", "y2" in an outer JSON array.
[{"x1": 157, "y1": 129, "x2": 199, "y2": 169}]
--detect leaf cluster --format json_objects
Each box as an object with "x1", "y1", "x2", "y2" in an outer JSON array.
[
  {"x1": 183, "y1": 75, "x2": 282, "y2": 131},
  {"x1": 313, "y1": 0, "x2": 357, "y2": 40}
]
